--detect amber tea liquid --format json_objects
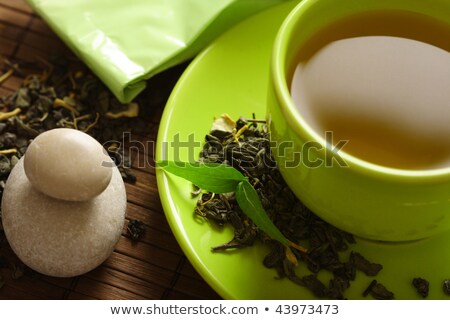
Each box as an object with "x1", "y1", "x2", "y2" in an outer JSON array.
[{"x1": 290, "y1": 11, "x2": 450, "y2": 170}]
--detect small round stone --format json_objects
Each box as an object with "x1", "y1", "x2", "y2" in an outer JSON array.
[
  {"x1": 1, "y1": 158, "x2": 126, "y2": 277},
  {"x1": 24, "y1": 128, "x2": 113, "y2": 201}
]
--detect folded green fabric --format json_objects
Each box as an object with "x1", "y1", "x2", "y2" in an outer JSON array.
[{"x1": 27, "y1": 0, "x2": 288, "y2": 103}]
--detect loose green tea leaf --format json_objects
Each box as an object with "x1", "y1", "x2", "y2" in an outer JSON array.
[
  {"x1": 370, "y1": 282, "x2": 395, "y2": 300},
  {"x1": 363, "y1": 280, "x2": 394, "y2": 300},
  {"x1": 328, "y1": 276, "x2": 350, "y2": 299},
  {"x1": 350, "y1": 251, "x2": 383, "y2": 276},
  {"x1": 235, "y1": 180, "x2": 290, "y2": 247},
  {"x1": 300, "y1": 274, "x2": 327, "y2": 298},
  {"x1": 362, "y1": 279, "x2": 377, "y2": 297},
  {"x1": 412, "y1": 277, "x2": 429, "y2": 298},
  {"x1": 443, "y1": 279, "x2": 450, "y2": 295},
  {"x1": 127, "y1": 219, "x2": 146, "y2": 241},
  {"x1": 158, "y1": 160, "x2": 245, "y2": 194}
]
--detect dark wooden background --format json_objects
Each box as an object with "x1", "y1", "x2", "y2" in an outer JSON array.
[{"x1": 0, "y1": 0, "x2": 221, "y2": 299}]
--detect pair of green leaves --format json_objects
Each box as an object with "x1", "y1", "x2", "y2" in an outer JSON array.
[{"x1": 158, "y1": 161, "x2": 305, "y2": 253}]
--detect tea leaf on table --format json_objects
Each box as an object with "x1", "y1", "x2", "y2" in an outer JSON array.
[
  {"x1": 127, "y1": 219, "x2": 146, "y2": 241},
  {"x1": 158, "y1": 160, "x2": 245, "y2": 194}
]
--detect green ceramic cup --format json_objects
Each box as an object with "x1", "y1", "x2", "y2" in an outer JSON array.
[{"x1": 267, "y1": 0, "x2": 450, "y2": 241}]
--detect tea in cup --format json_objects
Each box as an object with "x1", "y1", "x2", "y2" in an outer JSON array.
[{"x1": 267, "y1": 0, "x2": 450, "y2": 241}]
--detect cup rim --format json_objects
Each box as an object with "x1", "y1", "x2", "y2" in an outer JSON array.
[{"x1": 272, "y1": 0, "x2": 450, "y2": 182}]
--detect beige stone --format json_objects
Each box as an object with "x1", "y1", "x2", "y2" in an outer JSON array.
[
  {"x1": 24, "y1": 128, "x2": 113, "y2": 201},
  {"x1": 1, "y1": 158, "x2": 126, "y2": 277}
]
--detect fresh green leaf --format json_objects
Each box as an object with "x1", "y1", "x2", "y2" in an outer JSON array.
[
  {"x1": 157, "y1": 160, "x2": 246, "y2": 194},
  {"x1": 235, "y1": 180, "x2": 290, "y2": 246},
  {"x1": 158, "y1": 160, "x2": 306, "y2": 253}
]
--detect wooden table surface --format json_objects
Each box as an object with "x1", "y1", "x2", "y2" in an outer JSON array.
[{"x1": 0, "y1": 0, "x2": 221, "y2": 300}]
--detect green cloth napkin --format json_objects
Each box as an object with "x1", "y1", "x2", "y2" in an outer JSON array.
[{"x1": 27, "y1": 0, "x2": 288, "y2": 103}]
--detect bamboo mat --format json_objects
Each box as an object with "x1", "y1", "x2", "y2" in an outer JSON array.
[{"x1": 0, "y1": 0, "x2": 221, "y2": 300}]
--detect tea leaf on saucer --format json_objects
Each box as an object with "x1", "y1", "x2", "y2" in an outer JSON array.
[
  {"x1": 443, "y1": 279, "x2": 450, "y2": 295},
  {"x1": 236, "y1": 180, "x2": 293, "y2": 248},
  {"x1": 157, "y1": 160, "x2": 245, "y2": 194},
  {"x1": 368, "y1": 281, "x2": 395, "y2": 300}
]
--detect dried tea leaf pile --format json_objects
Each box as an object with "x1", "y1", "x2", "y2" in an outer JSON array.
[
  {"x1": 0, "y1": 56, "x2": 152, "y2": 283},
  {"x1": 0, "y1": 57, "x2": 152, "y2": 186},
  {"x1": 194, "y1": 115, "x2": 450, "y2": 299},
  {"x1": 195, "y1": 115, "x2": 388, "y2": 299}
]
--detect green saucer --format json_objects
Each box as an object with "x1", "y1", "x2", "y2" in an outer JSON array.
[{"x1": 156, "y1": 1, "x2": 450, "y2": 299}]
